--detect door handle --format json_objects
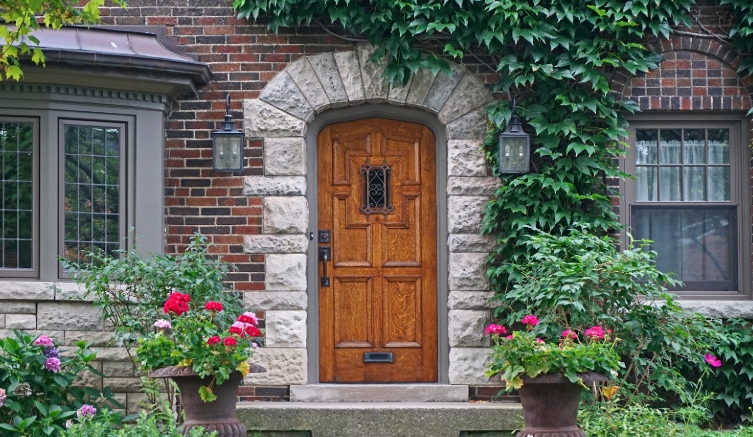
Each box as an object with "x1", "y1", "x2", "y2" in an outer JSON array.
[{"x1": 319, "y1": 246, "x2": 331, "y2": 287}]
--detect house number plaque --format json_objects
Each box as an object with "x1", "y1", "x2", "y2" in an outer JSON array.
[{"x1": 360, "y1": 158, "x2": 394, "y2": 219}]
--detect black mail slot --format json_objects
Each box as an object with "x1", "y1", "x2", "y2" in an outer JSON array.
[{"x1": 364, "y1": 352, "x2": 393, "y2": 363}]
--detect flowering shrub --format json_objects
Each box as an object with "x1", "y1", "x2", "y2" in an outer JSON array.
[
  {"x1": 485, "y1": 315, "x2": 623, "y2": 391},
  {"x1": 136, "y1": 293, "x2": 262, "y2": 402},
  {"x1": 62, "y1": 410, "x2": 217, "y2": 437},
  {"x1": 0, "y1": 331, "x2": 123, "y2": 436}
]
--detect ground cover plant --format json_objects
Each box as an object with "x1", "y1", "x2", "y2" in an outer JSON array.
[
  {"x1": 62, "y1": 409, "x2": 217, "y2": 437},
  {"x1": 0, "y1": 331, "x2": 124, "y2": 437}
]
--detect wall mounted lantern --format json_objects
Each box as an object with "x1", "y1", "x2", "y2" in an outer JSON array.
[
  {"x1": 211, "y1": 94, "x2": 244, "y2": 172},
  {"x1": 497, "y1": 98, "x2": 530, "y2": 174}
]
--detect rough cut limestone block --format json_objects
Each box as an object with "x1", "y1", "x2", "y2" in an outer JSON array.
[
  {"x1": 245, "y1": 348, "x2": 307, "y2": 385},
  {"x1": 264, "y1": 138, "x2": 306, "y2": 176},
  {"x1": 244, "y1": 99, "x2": 306, "y2": 139},
  {"x1": 679, "y1": 300, "x2": 753, "y2": 319},
  {"x1": 266, "y1": 254, "x2": 307, "y2": 291},
  {"x1": 0, "y1": 282, "x2": 54, "y2": 301},
  {"x1": 263, "y1": 196, "x2": 308, "y2": 234},
  {"x1": 244, "y1": 291, "x2": 308, "y2": 311},
  {"x1": 5, "y1": 314, "x2": 35, "y2": 330},
  {"x1": 103, "y1": 361, "x2": 136, "y2": 378},
  {"x1": 448, "y1": 177, "x2": 500, "y2": 196},
  {"x1": 265, "y1": 310, "x2": 307, "y2": 348},
  {"x1": 105, "y1": 377, "x2": 143, "y2": 393},
  {"x1": 334, "y1": 51, "x2": 366, "y2": 104},
  {"x1": 243, "y1": 235, "x2": 308, "y2": 254},
  {"x1": 243, "y1": 176, "x2": 306, "y2": 196},
  {"x1": 308, "y1": 52, "x2": 349, "y2": 107},
  {"x1": 423, "y1": 63, "x2": 465, "y2": 113},
  {"x1": 64, "y1": 330, "x2": 113, "y2": 347},
  {"x1": 438, "y1": 74, "x2": 494, "y2": 125},
  {"x1": 75, "y1": 362, "x2": 103, "y2": 390},
  {"x1": 0, "y1": 314, "x2": 4, "y2": 328},
  {"x1": 449, "y1": 347, "x2": 494, "y2": 385},
  {"x1": 0, "y1": 329, "x2": 63, "y2": 342},
  {"x1": 449, "y1": 253, "x2": 490, "y2": 291},
  {"x1": 449, "y1": 310, "x2": 490, "y2": 347},
  {"x1": 405, "y1": 68, "x2": 437, "y2": 107},
  {"x1": 0, "y1": 301, "x2": 36, "y2": 314},
  {"x1": 388, "y1": 76, "x2": 413, "y2": 105},
  {"x1": 260, "y1": 71, "x2": 314, "y2": 122},
  {"x1": 87, "y1": 347, "x2": 131, "y2": 362},
  {"x1": 446, "y1": 109, "x2": 490, "y2": 142},
  {"x1": 448, "y1": 292, "x2": 497, "y2": 310},
  {"x1": 448, "y1": 140, "x2": 487, "y2": 177},
  {"x1": 126, "y1": 393, "x2": 149, "y2": 415},
  {"x1": 287, "y1": 58, "x2": 331, "y2": 112},
  {"x1": 448, "y1": 196, "x2": 488, "y2": 234},
  {"x1": 356, "y1": 44, "x2": 389, "y2": 102},
  {"x1": 37, "y1": 302, "x2": 103, "y2": 331},
  {"x1": 448, "y1": 234, "x2": 497, "y2": 253}
]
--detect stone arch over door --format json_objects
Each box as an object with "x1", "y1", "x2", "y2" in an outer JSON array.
[{"x1": 242, "y1": 44, "x2": 500, "y2": 386}]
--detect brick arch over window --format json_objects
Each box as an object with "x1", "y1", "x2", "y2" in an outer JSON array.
[{"x1": 613, "y1": 36, "x2": 753, "y2": 111}]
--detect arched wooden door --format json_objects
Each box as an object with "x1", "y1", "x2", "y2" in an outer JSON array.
[{"x1": 317, "y1": 117, "x2": 438, "y2": 383}]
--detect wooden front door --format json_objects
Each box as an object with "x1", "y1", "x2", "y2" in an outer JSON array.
[{"x1": 318, "y1": 117, "x2": 438, "y2": 383}]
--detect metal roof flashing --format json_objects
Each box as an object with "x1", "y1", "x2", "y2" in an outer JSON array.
[{"x1": 1, "y1": 25, "x2": 211, "y2": 98}]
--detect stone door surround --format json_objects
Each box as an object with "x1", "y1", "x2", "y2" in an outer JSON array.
[{"x1": 242, "y1": 43, "x2": 500, "y2": 386}]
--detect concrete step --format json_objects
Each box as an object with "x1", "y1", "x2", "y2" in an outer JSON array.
[
  {"x1": 237, "y1": 401, "x2": 523, "y2": 437},
  {"x1": 289, "y1": 384, "x2": 469, "y2": 402}
]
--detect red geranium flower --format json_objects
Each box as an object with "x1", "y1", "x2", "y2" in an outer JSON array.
[
  {"x1": 205, "y1": 301, "x2": 223, "y2": 312},
  {"x1": 207, "y1": 336, "x2": 221, "y2": 346},
  {"x1": 244, "y1": 325, "x2": 261, "y2": 337},
  {"x1": 224, "y1": 337, "x2": 237, "y2": 347},
  {"x1": 163, "y1": 292, "x2": 190, "y2": 316}
]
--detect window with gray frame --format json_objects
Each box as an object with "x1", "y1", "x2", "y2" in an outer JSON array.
[{"x1": 625, "y1": 120, "x2": 749, "y2": 296}]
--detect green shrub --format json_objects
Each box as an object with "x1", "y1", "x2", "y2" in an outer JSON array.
[
  {"x1": 0, "y1": 331, "x2": 123, "y2": 437},
  {"x1": 62, "y1": 411, "x2": 217, "y2": 437}
]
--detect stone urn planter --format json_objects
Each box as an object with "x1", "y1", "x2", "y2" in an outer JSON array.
[
  {"x1": 149, "y1": 364, "x2": 266, "y2": 437},
  {"x1": 515, "y1": 372, "x2": 608, "y2": 437}
]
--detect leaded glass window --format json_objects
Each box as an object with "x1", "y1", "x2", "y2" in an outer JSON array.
[
  {"x1": 62, "y1": 122, "x2": 124, "y2": 264},
  {"x1": 0, "y1": 120, "x2": 34, "y2": 272}
]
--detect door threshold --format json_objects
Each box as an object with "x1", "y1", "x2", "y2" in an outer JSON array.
[{"x1": 290, "y1": 384, "x2": 469, "y2": 402}]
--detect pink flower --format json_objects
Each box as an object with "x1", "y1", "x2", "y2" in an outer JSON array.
[
  {"x1": 0, "y1": 388, "x2": 5, "y2": 408},
  {"x1": 45, "y1": 357, "x2": 61, "y2": 373},
  {"x1": 484, "y1": 324, "x2": 507, "y2": 336},
  {"x1": 77, "y1": 404, "x2": 97, "y2": 421},
  {"x1": 704, "y1": 354, "x2": 722, "y2": 368},
  {"x1": 205, "y1": 301, "x2": 223, "y2": 312},
  {"x1": 521, "y1": 315, "x2": 539, "y2": 327},
  {"x1": 237, "y1": 312, "x2": 258, "y2": 326},
  {"x1": 536, "y1": 338, "x2": 545, "y2": 343},
  {"x1": 229, "y1": 321, "x2": 246, "y2": 337},
  {"x1": 33, "y1": 335, "x2": 54, "y2": 347},
  {"x1": 504, "y1": 335, "x2": 514, "y2": 340},
  {"x1": 562, "y1": 330, "x2": 577, "y2": 340},
  {"x1": 584, "y1": 326, "x2": 606, "y2": 340},
  {"x1": 153, "y1": 319, "x2": 172, "y2": 330},
  {"x1": 224, "y1": 337, "x2": 237, "y2": 347},
  {"x1": 207, "y1": 336, "x2": 221, "y2": 346}
]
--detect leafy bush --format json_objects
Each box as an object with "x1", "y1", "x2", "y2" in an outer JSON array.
[
  {"x1": 0, "y1": 331, "x2": 123, "y2": 437},
  {"x1": 62, "y1": 410, "x2": 217, "y2": 437},
  {"x1": 61, "y1": 235, "x2": 243, "y2": 349},
  {"x1": 491, "y1": 225, "x2": 718, "y2": 402}
]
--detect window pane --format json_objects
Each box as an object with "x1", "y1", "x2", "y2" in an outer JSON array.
[
  {"x1": 632, "y1": 207, "x2": 737, "y2": 290},
  {"x1": 659, "y1": 166, "x2": 681, "y2": 201},
  {"x1": 0, "y1": 121, "x2": 34, "y2": 270},
  {"x1": 708, "y1": 129, "x2": 730, "y2": 164},
  {"x1": 636, "y1": 166, "x2": 657, "y2": 201},
  {"x1": 708, "y1": 166, "x2": 730, "y2": 201},
  {"x1": 683, "y1": 129, "x2": 705, "y2": 164},
  {"x1": 635, "y1": 129, "x2": 658, "y2": 164},
  {"x1": 659, "y1": 129, "x2": 681, "y2": 164},
  {"x1": 63, "y1": 124, "x2": 121, "y2": 264},
  {"x1": 684, "y1": 167, "x2": 706, "y2": 201}
]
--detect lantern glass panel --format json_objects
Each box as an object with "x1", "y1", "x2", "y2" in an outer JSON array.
[
  {"x1": 213, "y1": 135, "x2": 243, "y2": 171},
  {"x1": 499, "y1": 135, "x2": 529, "y2": 173}
]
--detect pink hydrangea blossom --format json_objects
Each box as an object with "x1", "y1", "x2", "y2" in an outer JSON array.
[
  {"x1": 704, "y1": 354, "x2": 722, "y2": 368},
  {"x1": 584, "y1": 326, "x2": 606, "y2": 340},
  {"x1": 153, "y1": 319, "x2": 172, "y2": 330},
  {"x1": 521, "y1": 315, "x2": 539, "y2": 327},
  {"x1": 484, "y1": 324, "x2": 507, "y2": 336},
  {"x1": 45, "y1": 357, "x2": 61, "y2": 373},
  {"x1": 562, "y1": 329, "x2": 577, "y2": 340},
  {"x1": 77, "y1": 404, "x2": 97, "y2": 420},
  {"x1": 33, "y1": 335, "x2": 54, "y2": 347}
]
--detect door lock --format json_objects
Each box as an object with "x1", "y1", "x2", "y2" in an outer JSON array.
[{"x1": 319, "y1": 246, "x2": 331, "y2": 287}]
